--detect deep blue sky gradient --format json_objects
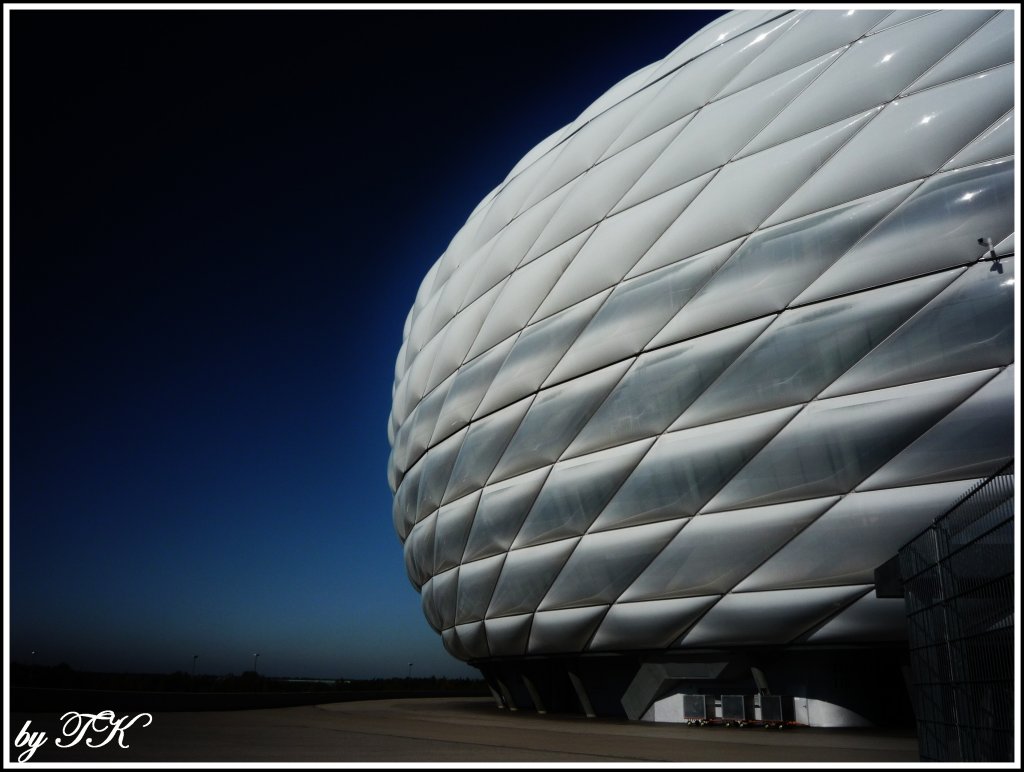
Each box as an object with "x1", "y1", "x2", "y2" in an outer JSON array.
[{"x1": 10, "y1": 8, "x2": 727, "y2": 678}]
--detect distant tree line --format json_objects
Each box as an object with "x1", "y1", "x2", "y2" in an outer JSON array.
[{"x1": 12, "y1": 662, "x2": 488, "y2": 694}]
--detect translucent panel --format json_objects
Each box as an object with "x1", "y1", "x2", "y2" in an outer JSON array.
[
  {"x1": 465, "y1": 227, "x2": 593, "y2": 361},
  {"x1": 869, "y1": 9, "x2": 935, "y2": 34},
  {"x1": 432, "y1": 491, "x2": 480, "y2": 573},
  {"x1": 610, "y1": 17, "x2": 799, "y2": 158},
  {"x1": 649, "y1": 183, "x2": 917, "y2": 348},
  {"x1": 513, "y1": 439, "x2": 653, "y2": 549},
  {"x1": 403, "y1": 510, "x2": 437, "y2": 588},
  {"x1": 475, "y1": 290, "x2": 610, "y2": 417},
  {"x1": 454, "y1": 621, "x2": 489, "y2": 659},
  {"x1": 443, "y1": 395, "x2": 533, "y2": 505},
  {"x1": 441, "y1": 627, "x2": 470, "y2": 660},
  {"x1": 575, "y1": 60, "x2": 662, "y2": 128},
  {"x1": 419, "y1": 577, "x2": 441, "y2": 631},
  {"x1": 524, "y1": 122, "x2": 683, "y2": 275},
  {"x1": 588, "y1": 596, "x2": 719, "y2": 651},
  {"x1": 462, "y1": 467, "x2": 549, "y2": 563},
  {"x1": 861, "y1": 365, "x2": 1013, "y2": 490},
  {"x1": 431, "y1": 333, "x2": 515, "y2": 446},
  {"x1": 434, "y1": 232, "x2": 501, "y2": 321},
  {"x1": 704, "y1": 369, "x2": 998, "y2": 511},
  {"x1": 515, "y1": 98, "x2": 639, "y2": 217},
  {"x1": 546, "y1": 241, "x2": 737, "y2": 385},
  {"x1": 805, "y1": 595, "x2": 909, "y2": 643},
  {"x1": 483, "y1": 613, "x2": 532, "y2": 657},
  {"x1": 766, "y1": 65, "x2": 1014, "y2": 225},
  {"x1": 491, "y1": 360, "x2": 630, "y2": 482},
  {"x1": 736, "y1": 479, "x2": 980, "y2": 592},
  {"x1": 463, "y1": 185, "x2": 577, "y2": 309},
  {"x1": 908, "y1": 11, "x2": 1014, "y2": 94},
  {"x1": 407, "y1": 279, "x2": 443, "y2": 353},
  {"x1": 528, "y1": 605, "x2": 608, "y2": 654},
  {"x1": 746, "y1": 11, "x2": 995, "y2": 155},
  {"x1": 943, "y1": 110, "x2": 1013, "y2": 171},
  {"x1": 538, "y1": 170, "x2": 712, "y2": 321},
  {"x1": 506, "y1": 124, "x2": 566, "y2": 181},
  {"x1": 472, "y1": 148, "x2": 561, "y2": 250},
  {"x1": 675, "y1": 272, "x2": 956, "y2": 428},
  {"x1": 795, "y1": 159, "x2": 1014, "y2": 303},
  {"x1": 392, "y1": 459, "x2": 422, "y2": 541},
  {"x1": 594, "y1": 406, "x2": 800, "y2": 532},
  {"x1": 620, "y1": 498, "x2": 834, "y2": 602},
  {"x1": 679, "y1": 585, "x2": 870, "y2": 647},
  {"x1": 539, "y1": 519, "x2": 682, "y2": 610},
  {"x1": 823, "y1": 259, "x2": 1015, "y2": 397},
  {"x1": 403, "y1": 372, "x2": 455, "y2": 470},
  {"x1": 720, "y1": 10, "x2": 893, "y2": 96},
  {"x1": 568, "y1": 318, "x2": 773, "y2": 459},
  {"x1": 487, "y1": 537, "x2": 579, "y2": 617},
  {"x1": 623, "y1": 50, "x2": 841, "y2": 207},
  {"x1": 455, "y1": 553, "x2": 506, "y2": 624},
  {"x1": 401, "y1": 326, "x2": 444, "y2": 414},
  {"x1": 430, "y1": 566, "x2": 460, "y2": 631},
  {"x1": 644, "y1": 13, "x2": 800, "y2": 99},
  {"x1": 413, "y1": 427, "x2": 466, "y2": 524},
  {"x1": 628, "y1": 109, "x2": 878, "y2": 278}
]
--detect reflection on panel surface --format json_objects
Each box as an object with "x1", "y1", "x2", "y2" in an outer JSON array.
[{"x1": 388, "y1": 10, "x2": 1015, "y2": 662}]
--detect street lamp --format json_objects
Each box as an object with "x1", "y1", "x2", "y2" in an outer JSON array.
[
  {"x1": 407, "y1": 662, "x2": 413, "y2": 679},
  {"x1": 192, "y1": 655, "x2": 199, "y2": 676},
  {"x1": 253, "y1": 652, "x2": 260, "y2": 673}
]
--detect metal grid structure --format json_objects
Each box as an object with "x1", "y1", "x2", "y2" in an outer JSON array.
[{"x1": 899, "y1": 461, "x2": 1014, "y2": 762}]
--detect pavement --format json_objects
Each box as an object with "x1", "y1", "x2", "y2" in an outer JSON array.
[{"x1": 9, "y1": 696, "x2": 920, "y2": 763}]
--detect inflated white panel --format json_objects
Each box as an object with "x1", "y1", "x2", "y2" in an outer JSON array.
[
  {"x1": 623, "y1": 50, "x2": 840, "y2": 207},
  {"x1": 767, "y1": 64, "x2": 1014, "y2": 225},
  {"x1": 649, "y1": 183, "x2": 917, "y2": 348},
  {"x1": 823, "y1": 259, "x2": 1014, "y2": 397},
  {"x1": 704, "y1": 369, "x2": 998, "y2": 511},
  {"x1": 680, "y1": 585, "x2": 870, "y2": 647},
  {"x1": 589, "y1": 596, "x2": 719, "y2": 651},
  {"x1": 389, "y1": 11, "x2": 1015, "y2": 661},
  {"x1": 474, "y1": 290, "x2": 610, "y2": 418},
  {"x1": 630, "y1": 109, "x2": 875, "y2": 277},
  {"x1": 747, "y1": 10, "x2": 994, "y2": 154},
  {"x1": 720, "y1": 10, "x2": 891, "y2": 97},
  {"x1": 548, "y1": 241, "x2": 735, "y2": 384},
  {"x1": 943, "y1": 110, "x2": 1013, "y2": 171},
  {"x1": 620, "y1": 498, "x2": 834, "y2": 602},
  {"x1": 860, "y1": 365, "x2": 1014, "y2": 490},
  {"x1": 487, "y1": 537, "x2": 578, "y2": 618},
  {"x1": 539, "y1": 519, "x2": 683, "y2": 610},
  {"x1": 804, "y1": 594, "x2": 909, "y2": 643},
  {"x1": 463, "y1": 467, "x2": 549, "y2": 563},
  {"x1": 491, "y1": 360, "x2": 630, "y2": 481},
  {"x1": 528, "y1": 605, "x2": 608, "y2": 654},
  {"x1": 795, "y1": 159, "x2": 1014, "y2": 303},
  {"x1": 455, "y1": 553, "x2": 506, "y2": 624},
  {"x1": 512, "y1": 439, "x2": 653, "y2": 548},
  {"x1": 567, "y1": 317, "x2": 773, "y2": 459},
  {"x1": 735, "y1": 479, "x2": 980, "y2": 592},
  {"x1": 907, "y1": 10, "x2": 1014, "y2": 94},
  {"x1": 673, "y1": 272, "x2": 955, "y2": 428},
  {"x1": 465, "y1": 227, "x2": 593, "y2": 362},
  {"x1": 483, "y1": 613, "x2": 533, "y2": 657},
  {"x1": 595, "y1": 406, "x2": 801, "y2": 532}
]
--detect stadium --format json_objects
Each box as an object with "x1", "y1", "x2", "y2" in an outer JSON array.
[{"x1": 387, "y1": 9, "x2": 1014, "y2": 728}]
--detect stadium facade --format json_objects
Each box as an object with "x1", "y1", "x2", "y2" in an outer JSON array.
[{"x1": 387, "y1": 9, "x2": 1015, "y2": 727}]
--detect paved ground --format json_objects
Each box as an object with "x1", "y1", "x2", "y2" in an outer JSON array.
[{"x1": 10, "y1": 696, "x2": 920, "y2": 763}]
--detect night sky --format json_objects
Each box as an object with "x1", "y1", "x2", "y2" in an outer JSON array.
[{"x1": 9, "y1": 8, "x2": 727, "y2": 679}]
